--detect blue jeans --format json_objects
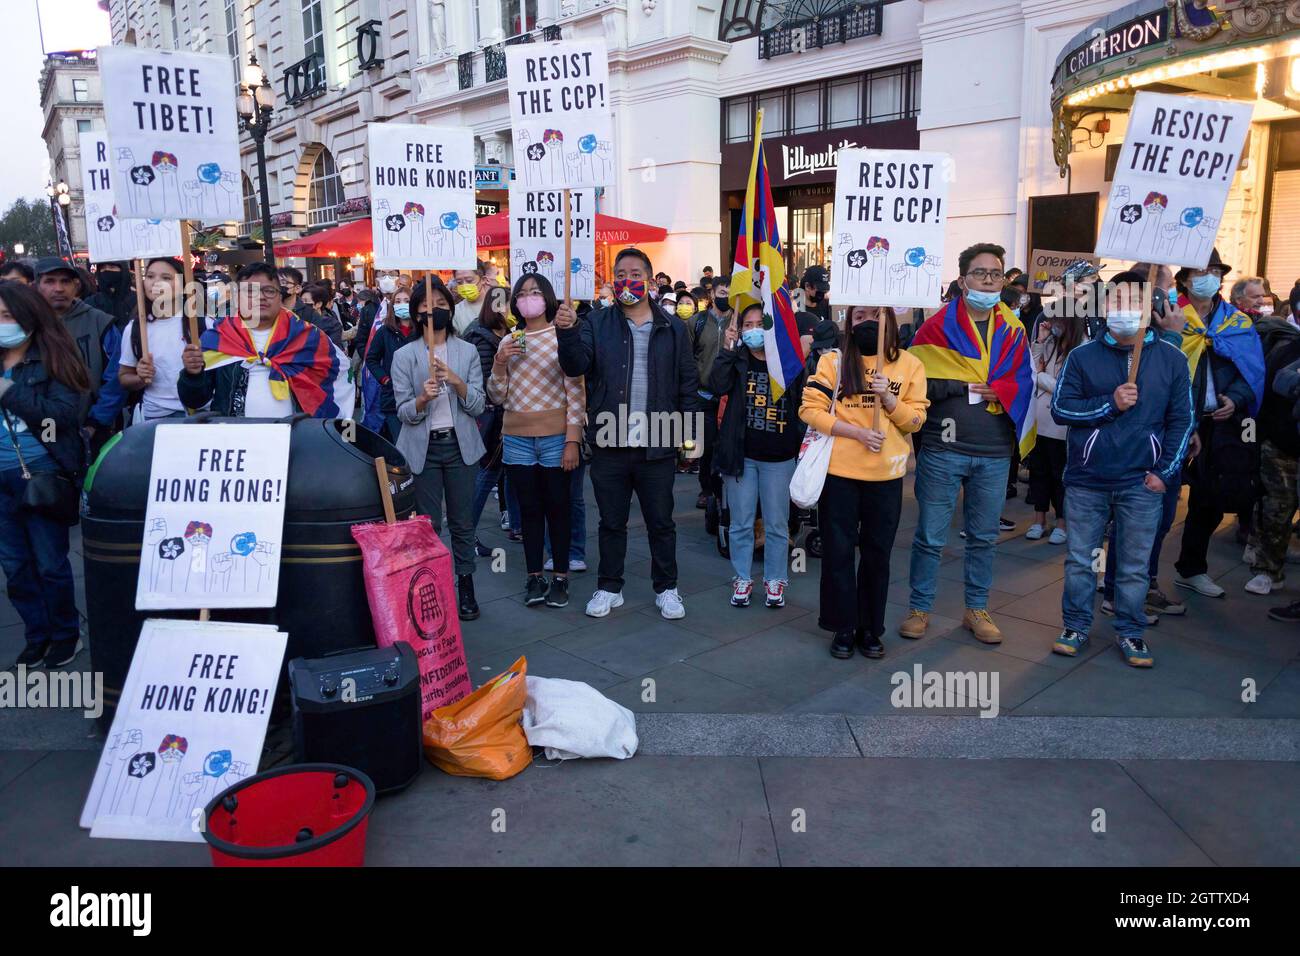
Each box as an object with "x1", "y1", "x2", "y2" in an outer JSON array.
[
  {"x1": 545, "y1": 460, "x2": 587, "y2": 564},
  {"x1": 503, "y1": 434, "x2": 566, "y2": 467},
  {"x1": 908, "y1": 446, "x2": 1009, "y2": 612},
  {"x1": 1102, "y1": 472, "x2": 1181, "y2": 599},
  {"x1": 0, "y1": 466, "x2": 79, "y2": 646},
  {"x1": 1063, "y1": 483, "x2": 1164, "y2": 639},
  {"x1": 470, "y1": 410, "x2": 520, "y2": 535},
  {"x1": 725, "y1": 457, "x2": 798, "y2": 583}
]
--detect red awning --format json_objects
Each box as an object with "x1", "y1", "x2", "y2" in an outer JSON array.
[
  {"x1": 274, "y1": 219, "x2": 372, "y2": 258},
  {"x1": 274, "y1": 210, "x2": 669, "y2": 258},
  {"x1": 474, "y1": 211, "x2": 668, "y2": 249}
]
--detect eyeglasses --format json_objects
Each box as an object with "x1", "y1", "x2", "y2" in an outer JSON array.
[
  {"x1": 240, "y1": 284, "x2": 281, "y2": 301},
  {"x1": 966, "y1": 269, "x2": 1005, "y2": 282}
]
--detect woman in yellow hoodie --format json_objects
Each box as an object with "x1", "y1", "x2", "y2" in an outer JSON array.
[{"x1": 799, "y1": 306, "x2": 929, "y2": 660}]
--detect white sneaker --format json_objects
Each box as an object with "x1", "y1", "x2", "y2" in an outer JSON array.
[
  {"x1": 1242, "y1": 544, "x2": 1258, "y2": 565},
  {"x1": 585, "y1": 589, "x2": 624, "y2": 618},
  {"x1": 730, "y1": 578, "x2": 753, "y2": 607},
  {"x1": 1025, "y1": 523, "x2": 1045, "y2": 540},
  {"x1": 1174, "y1": 573, "x2": 1225, "y2": 598},
  {"x1": 499, "y1": 514, "x2": 511, "y2": 531},
  {"x1": 1244, "y1": 573, "x2": 1277, "y2": 596},
  {"x1": 570, "y1": 560, "x2": 587, "y2": 572},
  {"x1": 1048, "y1": 527, "x2": 1067, "y2": 545},
  {"x1": 656, "y1": 587, "x2": 685, "y2": 619},
  {"x1": 543, "y1": 558, "x2": 554, "y2": 571}
]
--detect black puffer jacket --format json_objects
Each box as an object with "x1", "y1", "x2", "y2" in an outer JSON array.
[
  {"x1": 0, "y1": 341, "x2": 88, "y2": 479},
  {"x1": 462, "y1": 324, "x2": 504, "y2": 407}
]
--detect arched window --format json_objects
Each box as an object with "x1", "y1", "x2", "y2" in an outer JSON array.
[
  {"x1": 241, "y1": 173, "x2": 258, "y2": 236},
  {"x1": 718, "y1": 0, "x2": 765, "y2": 41},
  {"x1": 307, "y1": 148, "x2": 344, "y2": 228}
]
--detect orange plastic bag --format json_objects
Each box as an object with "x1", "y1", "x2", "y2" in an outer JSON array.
[{"x1": 422, "y1": 656, "x2": 532, "y2": 780}]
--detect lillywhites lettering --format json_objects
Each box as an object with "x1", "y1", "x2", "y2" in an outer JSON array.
[
  {"x1": 783, "y1": 139, "x2": 858, "y2": 181},
  {"x1": 50, "y1": 886, "x2": 152, "y2": 936}
]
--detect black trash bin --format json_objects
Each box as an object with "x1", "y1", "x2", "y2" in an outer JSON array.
[{"x1": 82, "y1": 417, "x2": 416, "y2": 724}]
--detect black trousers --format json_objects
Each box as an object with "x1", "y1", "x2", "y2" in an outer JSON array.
[
  {"x1": 699, "y1": 397, "x2": 720, "y2": 494},
  {"x1": 506, "y1": 464, "x2": 571, "y2": 576},
  {"x1": 817, "y1": 474, "x2": 903, "y2": 636},
  {"x1": 1026, "y1": 435, "x2": 1067, "y2": 519},
  {"x1": 590, "y1": 448, "x2": 677, "y2": 594}
]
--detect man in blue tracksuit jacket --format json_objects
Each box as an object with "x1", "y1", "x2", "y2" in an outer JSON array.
[{"x1": 1051, "y1": 275, "x2": 1194, "y2": 667}]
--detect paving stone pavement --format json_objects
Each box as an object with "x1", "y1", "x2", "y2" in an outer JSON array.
[{"x1": 2, "y1": 468, "x2": 1298, "y2": 865}]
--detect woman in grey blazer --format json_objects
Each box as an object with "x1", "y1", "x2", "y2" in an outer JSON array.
[{"x1": 392, "y1": 275, "x2": 487, "y2": 620}]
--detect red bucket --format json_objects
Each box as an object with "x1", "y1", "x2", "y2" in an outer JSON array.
[{"x1": 202, "y1": 764, "x2": 375, "y2": 867}]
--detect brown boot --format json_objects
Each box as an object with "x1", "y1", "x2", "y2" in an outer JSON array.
[
  {"x1": 963, "y1": 608, "x2": 1002, "y2": 644},
  {"x1": 899, "y1": 609, "x2": 929, "y2": 639}
]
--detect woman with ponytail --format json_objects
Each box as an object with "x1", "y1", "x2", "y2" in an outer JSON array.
[{"x1": 117, "y1": 257, "x2": 191, "y2": 421}]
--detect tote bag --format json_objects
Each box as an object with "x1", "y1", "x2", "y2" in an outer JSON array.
[{"x1": 789, "y1": 349, "x2": 840, "y2": 510}]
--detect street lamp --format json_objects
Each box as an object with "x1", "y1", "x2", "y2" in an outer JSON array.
[
  {"x1": 237, "y1": 53, "x2": 277, "y2": 266},
  {"x1": 13, "y1": 243, "x2": 24, "y2": 256},
  {"x1": 45, "y1": 180, "x2": 72, "y2": 258}
]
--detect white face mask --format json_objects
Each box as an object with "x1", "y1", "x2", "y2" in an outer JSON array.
[{"x1": 377, "y1": 275, "x2": 397, "y2": 295}]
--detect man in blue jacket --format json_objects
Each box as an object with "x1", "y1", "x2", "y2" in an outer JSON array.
[
  {"x1": 556, "y1": 247, "x2": 700, "y2": 620},
  {"x1": 1051, "y1": 273, "x2": 1194, "y2": 667}
]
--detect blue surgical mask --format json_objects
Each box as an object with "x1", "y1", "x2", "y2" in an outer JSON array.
[
  {"x1": 0, "y1": 323, "x2": 29, "y2": 348},
  {"x1": 964, "y1": 289, "x2": 1002, "y2": 311},
  {"x1": 1107, "y1": 311, "x2": 1143, "y2": 338},
  {"x1": 394, "y1": 303, "x2": 410, "y2": 320},
  {"x1": 742, "y1": 328, "x2": 766, "y2": 351},
  {"x1": 1011, "y1": 308, "x2": 1022, "y2": 319},
  {"x1": 1191, "y1": 273, "x2": 1221, "y2": 299}
]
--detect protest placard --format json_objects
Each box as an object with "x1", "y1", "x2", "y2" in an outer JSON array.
[
  {"x1": 506, "y1": 39, "x2": 613, "y2": 190},
  {"x1": 507, "y1": 184, "x2": 596, "y2": 299},
  {"x1": 1028, "y1": 249, "x2": 1100, "y2": 295},
  {"x1": 98, "y1": 45, "x2": 241, "y2": 222},
  {"x1": 1095, "y1": 91, "x2": 1254, "y2": 269},
  {"x1": 80, "y1": 618, "x2": 286, "y2": 842},
  {"x1": 135, "y1": 423, "x2": 291, "y2": 611},
  {"x1": 367, "y1": 122, "x2": 476, "y2": 270},
  {"x1": 78, "y1": 130, "x2": 182, "y2": 263},
  {"x1": 831, "y1": 149, "x2": 951, "y2": 308}
]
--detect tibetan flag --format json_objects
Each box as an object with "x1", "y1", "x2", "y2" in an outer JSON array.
[
  {"x1": 911, "y1": 297, "x2": 1037, "y2": 458},
  {"x1": 729, "y1": 109, "x2": 805, "y2": 399},
  {"x1": 201, "y1": 309, "x2": 350, "y2": 418},
  {"x1": 1179, "y1": 297, "x2": 1265, "y2": 416}
]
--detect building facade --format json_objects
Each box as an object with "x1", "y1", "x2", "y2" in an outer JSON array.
[
  {"x1": 94, "y1": 0, "x2": 1295, "y2": 290},
  {"x1": 39, "y1": 50, "x2": 105, "y2": 255}
]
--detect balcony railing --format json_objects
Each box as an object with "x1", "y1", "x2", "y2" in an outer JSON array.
[
  {"x1": 282, "y1": 52, "x2": 328, "y2": 105},
  {"x1": 758, "y1": 1, "x2": 882, "y2": 60},
  {"x1": 458, "y1": 24, "x2": 562, "y2": 91}
]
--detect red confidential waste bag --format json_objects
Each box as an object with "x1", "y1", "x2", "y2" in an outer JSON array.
[{"x1": 351, "y1": 515, "x2": 472, "y2": 721}]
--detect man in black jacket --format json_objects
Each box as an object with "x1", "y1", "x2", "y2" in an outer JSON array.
[{"x1": 556, "y1": 247, "x2": 700, "y2": 620}]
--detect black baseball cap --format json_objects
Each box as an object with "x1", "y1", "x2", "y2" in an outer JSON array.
[
  {"x1": 34, "y1": 256, "x2": 77, "y2": 278},
  {"x1": 802, "y1": 265, "x2": 830, "y2": 292}
]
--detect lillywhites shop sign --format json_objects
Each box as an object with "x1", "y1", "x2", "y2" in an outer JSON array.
[
  {"x1": 1060, "y1": 9, "x2": 1169, "y2": 80},
  {"x1": 782, "y1": 138, "x2": 859, "y2": 182}
]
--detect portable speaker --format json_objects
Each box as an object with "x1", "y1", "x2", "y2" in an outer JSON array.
[{"x1": 288, "y1": 643, "x2": 422, "y2": 794}]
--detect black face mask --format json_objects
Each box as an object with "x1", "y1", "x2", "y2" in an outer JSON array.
[
  {"x1": 429, "y1": 307, "x2": 452, "y2": 332},
  {"x1": 713, "y1": 294, "x2": 730, "y2": 313},
  {"x1": 852, "y1": 320, "x2": 880, "y2": 356},
  {"x1": 98, "y1": 271, "x2": 126, "y2": 296}
]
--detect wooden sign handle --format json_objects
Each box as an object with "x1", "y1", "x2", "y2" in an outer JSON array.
[
  {"x1": 198, "y1": 609, "x2": 211, "y2": 622},
  {"x1": 563, "y1": 189, "x2": 573, "y2": 304},
  {"x1": 179, "y1": 221, "x2": 200, "y2": 345},
  {"x1": 871, "y1": 308, "x2": 887, "y2": 433},
  {"x1": 1127, "y1": 282, "x2": 1154, "y2": 385},
  {"x1": 374, "y1": 455, "x2": 397, "y2": 524},
  {"x1": 133, "y1": 259, "x2": 151, "y2": 363}
]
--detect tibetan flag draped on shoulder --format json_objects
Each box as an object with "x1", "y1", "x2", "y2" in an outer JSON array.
[
  {"x1": 1178, "y1": 297, "x2": 1265, "y2": 416},
  {"x1": 201, "y1": 308, "x2": 351, "y2": 418},
  {"x1": 729, "y1": 109, "x2": 805, "y2": 399},
  {"x1": 911, "y1": 297, "x2": 1036, "y2": 457}
]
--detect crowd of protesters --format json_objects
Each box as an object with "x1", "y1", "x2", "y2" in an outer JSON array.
[{"x1": 1, "y1": 241, "x2": 1297, "y2": 675}]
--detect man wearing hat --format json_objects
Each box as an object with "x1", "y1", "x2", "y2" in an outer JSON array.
[
  {"x1": 34, "y1": 257, "x2": 125, "y2": 451},
  {"x1": 1171, "y1": 249, "x2": 1266, "y2": 599},
  {"x1": 801, "y1": 265, "x2": 831, "y2": 323}
]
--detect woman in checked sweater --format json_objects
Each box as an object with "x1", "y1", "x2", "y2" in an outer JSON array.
[
  {"x1": 488, "y1": 274, "x2": 586, "y2": 609},
  {"x1": 800, "y1": 306, "x2": 929, "y2": 660}
]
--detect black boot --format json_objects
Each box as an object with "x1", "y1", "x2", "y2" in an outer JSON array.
[
  {"x1": 458, "y1": 574, "x2": 480, "y2": 621},
  {"x1": 856, "y1": 628, "x2": 885, "y2": 659},
  {"x1": 830, "y1": 629, "x2": 855, "y2": 659}
]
